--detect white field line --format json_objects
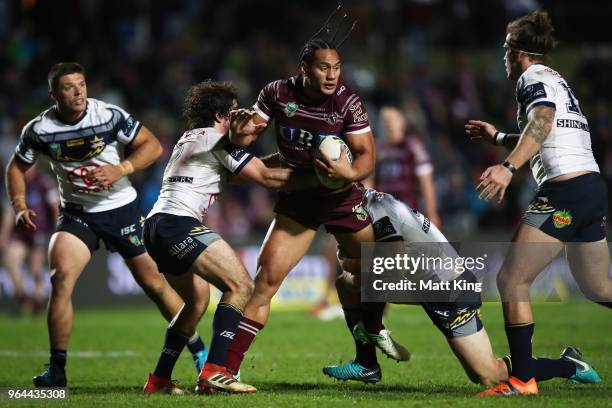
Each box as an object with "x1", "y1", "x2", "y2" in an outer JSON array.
[{"x1": 0, "y1": 350, "x2": 140, "y2": 358}]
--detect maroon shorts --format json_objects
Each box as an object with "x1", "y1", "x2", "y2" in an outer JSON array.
[
  {"x1": 274, "y1": 184, "x2": 371, "y2": 233},
  {"x1": 12, "y1": 229, "x2": 49, "y2": 248}
]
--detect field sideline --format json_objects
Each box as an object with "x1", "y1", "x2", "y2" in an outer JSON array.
[{"x1": 0, "y1": 302, "x2": 610, "y2": 407}]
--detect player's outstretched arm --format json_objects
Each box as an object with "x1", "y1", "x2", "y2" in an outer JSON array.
[
  {"x1": 476, "y1": 106, "x2": 555, "y2": 202},
  {"x1": 229, "y1": 109, "x2": 268, "y2": 147},
  {"x1": 235, "y1": 158, "x2": 319, "y2": 191},
  {"x1": 465, "y1": 120, "x2": 520, "y2": 148},
  {"x1": 5, "y1": 155, "x2": 37, "y2": 231},
  {"x1": 90, "y1": 126, "x2": 163, "y2": 187}
]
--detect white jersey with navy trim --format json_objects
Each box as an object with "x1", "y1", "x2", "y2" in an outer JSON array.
[
  {"x1": 364, "y1": 188, "x2": 461, "y2": 282},
  {"x1": 15, "y1": 98, "x2": 141, "y2": 212},
  {"x1": 516, "y1": 64, "x2": 599, "y2": 185},
  {"x1": 148, "y1": 127, "x2": 253, "y2": 223}
]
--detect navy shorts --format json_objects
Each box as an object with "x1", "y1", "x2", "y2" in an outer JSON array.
[
  {"x1": 56, "y1": 199, "x2": 146, "y2": 259},
  {"x1": 143, "y1": 213, "x2": 221, "y2": 275},
  {"x1": 421, "y1": 270, "x2": 483, "y2": 339},
  {"x1": 522, "y1": 173, "x2": 607, "y2": 242}
]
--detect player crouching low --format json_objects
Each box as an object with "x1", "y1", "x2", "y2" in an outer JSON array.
[{"x1": 323, "y1": 189, "x2": 601, "y2": 392}]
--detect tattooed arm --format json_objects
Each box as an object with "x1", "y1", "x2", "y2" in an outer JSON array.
[
  {"x1": 476, "y1": 105, "x2": 555, "y2": 202},
  {"x1": 505, "y1": 106, "x2": 555, "y2": 168}
]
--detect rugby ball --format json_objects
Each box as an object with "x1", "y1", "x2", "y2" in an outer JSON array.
[{"x1": 313, "y1": 136, "x2": 353, "y2": 189}]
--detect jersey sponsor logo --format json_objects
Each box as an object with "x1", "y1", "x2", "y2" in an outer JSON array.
[
  {"x1": 553, "y1": 210, "x2": 572, "y2": 228},
  {"x1": 66, "y1": 138, "x2": 85, "y2": 147},
  {"x1": 518, "y1": 82, "x2": 546, "y2": 106},
  {"x1": 422, "y1": 217, "x2": 431, "y2": 233},
  {"x1": 279, "y1": 126, "x2": 338, "y2": 148},
  {"x1": 120, "y1": 224, "x2": 136, "y2": 236},
  {"x1": 67, "y1": 165, "x2": 113, "y2": 194},
  {"x1": 336, "y1": 85, "x2": 346, "y2": 96},
  {"x1": 219, "y1": 330, "x2": 235, "y2": 339},
  {"x1": 228, "y1": 146, "x2": 248, "y2": 161},
  {"x1": 349, "y1": 100, "x2": 368, "y2": 123},
  {"x1": 167, "y1": 176, "x2": 194, "y2": 183},
  {"x1": 122, "y1": 116, "x2": 137, "y2": 137},
  {"x1": 169, "y1": 236, "x2": 198, "y2": 259},
  {"x1": 284, "y1": 102, "x2": 298, "y2": 117},
  {"x1": 373, "y1": 216, "x2": 397, "y2": 240},
  {"x1": 556, "y1": 119, "x2": 589, "y2": 132}
]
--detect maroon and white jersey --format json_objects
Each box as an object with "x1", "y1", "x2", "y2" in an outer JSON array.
[
  {"x1": 253, "y1": 76, "x2": 371, "y2": 172},
  {"x1": 375, "y1": 135, "x2": 432, "y2": 209}
]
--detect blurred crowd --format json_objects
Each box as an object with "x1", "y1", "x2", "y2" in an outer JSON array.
[{"x1": 1, "y1": 0, "x2": 611, "y2": 244}]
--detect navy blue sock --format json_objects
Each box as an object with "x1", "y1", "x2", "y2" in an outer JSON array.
[
  {"x1": 361, "y1": 302, "x2": 385, "y2": 333},
  {"x1": 503, "y1": 355, "x2": 575, "y2": 381},
  {"x1": 50, "y1": 349, "x2": 67, "y2": 369},
  {"x1": 533, "y1": 357, "x2": 576, "y2": 381},
  {"x1": 187, "y1": 334, "x2": 206, "y2": 355},
  {"x1": 153, "y1": 328, "x2": 189, "y2": 378},
  {"x1": 505, "y1": 323, "x2": 535, "y2": 382},
  {"x1": 343, "y1": 307, "x2": 378, "y2": 368},
  {"x1": 206, "y1": 303, "x2": 243, "y2": 366}
]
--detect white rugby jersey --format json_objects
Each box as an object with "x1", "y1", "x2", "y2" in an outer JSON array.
[
  {"x1": 15, "y1": 98, "x2": 141, "y2": 212},
  {"x1": 365, "y1": 188, "x2": 461, "y2": 282},
  {"x1": 516, "y1": 64, "x2": 599, "y2": 185},
  {"x1": 148, "y1": 127, "x2": 253, "y2": 223}
]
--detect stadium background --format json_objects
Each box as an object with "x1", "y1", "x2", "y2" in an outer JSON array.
[
  {"x1": 1, "y1": 0, "x2": 610, "y2": 308},
  {"x1": 0, "y1": 1, "x2": 610, "y2": 406},
  {"x1": 0, "y1": 1, "x2": 608, "y2": 305}
]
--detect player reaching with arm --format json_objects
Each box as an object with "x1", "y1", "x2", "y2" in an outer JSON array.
[
  {"x1": 143, "y1": 80, "x2": 309, "y2": 395},
  {"x1": 465, "y1": 11, "x2": 609, "y2": 395},
  {"x1": 6, "y1": 62, "x2": 209, "y2": 388},
  {"x1": 226, "y1": 5, "x2": 409, "y2": 385}
]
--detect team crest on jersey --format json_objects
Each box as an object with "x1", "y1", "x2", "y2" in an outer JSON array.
[
  {"x1": 284, "y1": 102, "x2": 298, "y2": 117},
  {"x1": 553, "y1": 210, "x2": 572, "y2": 228},
  {"x1": 91, "y1": 135, "x2": 105, "y2": 149},
  {"x1": 128, "y1": 234, "x2": 142, "y2": 246},
  {"x1": 49, "y1": 143, "x2": 62, "y2": 160},
  {"x1": 352, "y1": 203, "x2": 368, "y2": 222}
]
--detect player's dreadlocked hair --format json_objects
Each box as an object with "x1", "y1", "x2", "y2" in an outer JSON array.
[
  {"x1": 183, "y1": 80, "x2": 237, "y2": 129},
  {"x1": 298, "y1": 3, "x2": 357, "y2": 65},
  {"x1": 506, "y1": 11, "x2": 558, "y2": 57}
]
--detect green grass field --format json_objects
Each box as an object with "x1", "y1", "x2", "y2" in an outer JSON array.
[{"x1": 0, "y1": 302, "x2": 610, "y2": 407}]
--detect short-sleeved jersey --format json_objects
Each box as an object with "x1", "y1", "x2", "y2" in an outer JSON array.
[
  {"x1": 516, "y1": 64, "x2": 599, "y2": 185},
  {"x1": 148, "y1": 127, "x2": 253, "y2": 223},
  {"x1": 376, "y1": 135, "x2": 432, "y2": 209},
  {"x1": 253, "y1": 76, "x2": 371, "y2": 172},
  {"x1": 365, "y1": 188, "x2": 460, "y2": 282},
  {"x1": 15, "y1": 98, "x2": 141, "y2": 212}
]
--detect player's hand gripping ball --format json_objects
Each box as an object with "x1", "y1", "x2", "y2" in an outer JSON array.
[{"x1": 313, "y1": 136, "x2": 353, "y2": 189}]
